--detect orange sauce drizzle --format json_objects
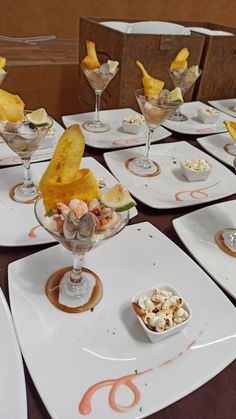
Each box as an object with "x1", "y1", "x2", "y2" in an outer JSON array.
[
  {"x1": 78, "y1": 369, "x2": 152, "y2": 415},
  {"x1": 28, "y1": 225, "x2": 40, "y2": 238},
  {"x1": 175, "y1": 182, "x2": 219, "y2": 201}
]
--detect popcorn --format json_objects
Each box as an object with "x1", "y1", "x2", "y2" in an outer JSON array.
[
  {"x1": 123, "y1": 114, "x2": 145, "y2": 125},
  {"x1": 183, "y1": 158, "x2": 211, "y2": 172},
  {"x1": 135, "y1": 288, "x2": 189, "y2": 333}
]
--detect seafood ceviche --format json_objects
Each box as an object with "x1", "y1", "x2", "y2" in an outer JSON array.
[
  {"x1": 43, "y1": 196, "x2": 122, "y2": 239},
  {"x1": 134, "y1": 288, "x2": 190, "y2": 333}
]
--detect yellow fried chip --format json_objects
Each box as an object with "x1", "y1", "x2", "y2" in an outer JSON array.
[
  {"x1": 0, "y1": 57, "x2": 6, "y2": 69},
  {"x1": 224, "y1": 120, "x2": 236, "y2": 142},
  {"x1": 42, "y1": 168, "x2": 100, "y2": 210},
  {"x1": 39, "y1": 124, "x2": 100, "y2": 210},
  {"x1": 81, "y1": 40, "x2": 100, "y2": 69},
  {"x1": 0, "y1": 89, "x2": 25, "y2": 121},
  {"x1": 136, "y1": 60, "x2": 164, "y2": 96},
  {"x1": 170, "y1": 48, "x2": 189, "y2": 71}
]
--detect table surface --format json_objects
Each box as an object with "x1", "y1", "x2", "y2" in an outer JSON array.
[{"x1": 0, "y1": 130, "x2": 235, "y2": 419}]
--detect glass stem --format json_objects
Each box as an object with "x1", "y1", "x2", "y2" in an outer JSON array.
[
  {"x1": 94, "y1": 92, "x2": 101, "y2": 126},
  {"x1": 70, "y1": 253, "x2": 84, "y2": 284},
  {"x1": 143, "y1": 128, "x2": 154, "y2": 163},
  {"x1": 22, "y1": 158, "x2": 34, "y2": 189}
]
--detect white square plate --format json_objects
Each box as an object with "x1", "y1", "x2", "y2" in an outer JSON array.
[
  {"x1": 62, "y1": 108, "x2": 171, "y2": 149},
  {"x1": 0, "y1": 119, "x2": 64, "y2": 166},
  {"x1": 173, "y1": 199, "x2": 236, "y2": 299},
  {"x1": 208, "y1": 99, "x2": 236, "y2": 118},
  {"x1": 162, "y1": 101, "x2": 236, "y2": 135},
  {"x1": 8, "y1": 222, "x2": 236, "y2": 419},
  {"x1": 0, "y1": 157, "x2": 137, "y2": 247},
  {"x1": 0, "y1": 288, "x2": 27, "y2": 419},
  {"x1": 197, "y1": 132, "x2": 235, "y2": 168},
  {"x1": 104, "y1": 141, "x2": 236, "y2": 209}
]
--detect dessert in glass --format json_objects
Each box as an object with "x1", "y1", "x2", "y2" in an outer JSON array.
[
  {"x1": 169, "y1": 48, "x2": 202, "y2": 122},
  {"x1": 37, "y1": 124, "x2": 134, "y2": 313},
  {"x1": 126, "y1": 61, "x2": 182, "y2": 176},
  {"x1": 80, "y1": 40, "x2": 119, "y2": 133},
  {"x1": 223, "y1": 120, "x2": 236, "y2": 156},
  {"x1": 0, "y1": 107, "x2": 52, "y2": 203}
]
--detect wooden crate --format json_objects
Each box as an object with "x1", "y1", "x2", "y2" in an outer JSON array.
[
  {"x1": 187, "y1": 22, "x2": 236, "y2": 102},
  {"x1": 78, "y1": 17, "x2": 205, "y2": 113}
]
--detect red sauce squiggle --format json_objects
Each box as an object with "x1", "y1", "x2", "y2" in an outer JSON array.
[
  {"x1": 28, "y1": 225, "x2": 40, "y2": 238},
  {"x1": 78, "y1": 368, "x2": 152, "y2": 415},
  {"x1": 175, "y1": 182, "x2": 219, "y2": 202},
  {"x1": 112, "y1": 138, "x2": 143, "y2": 145}
]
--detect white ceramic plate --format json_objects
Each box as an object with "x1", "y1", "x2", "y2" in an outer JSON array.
[
  {"x1": 197, "y1": 132, "x2": 235, "y2": 168},
  {"x1": 173, "y1": 200, "x2": 236, "y2": 299},
  {"x1": 208, "y1": 99, "x2": 236, "y2": 118},
  {"x1": 100, "y1": 21, "x2": 131, "y2": 33},
  {"x1": 162, "y1": 101, "x2": 236, "y2": 135},
  {"x1": 0, "y1": 157, "x2": 137, "y2": 247},
  {"x1": 104, "y1": 141, "x2": 236, "y2": 209},
  {"x1": 0, "y1": 288, "x2": 27, "y2": 419},
  {"x1": 62, "y1": 108, "x2": 171, "y2": 149},
  {"x1": 8, "y1": 222, "x2": 236, "y2": 419},
  {"x1": 0, "y1": 119, "x2": 64, "y2": 166},
  {"x1": 100, "y1": 21, "x2": 190, "y2": 35},
  {"x1": 127, "y1": 21, "x2": 190, "y2": 35},
  {"x1": 188, "y1": 27, "x2": 233, "y2": 36}
]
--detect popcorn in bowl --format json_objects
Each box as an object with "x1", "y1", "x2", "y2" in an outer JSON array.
[
  {"x1": 181, "y1": 157, "x2": 212, "y2": 182},
  {"x1": 131, "y1": 285, "x2": 192, "y2": 343},
  {"x1": 122, "y1": 114, "x2": 145, "y2": 134},
  {"x1": 197, "y1": 106, "x2": 219, "y2": 124}
]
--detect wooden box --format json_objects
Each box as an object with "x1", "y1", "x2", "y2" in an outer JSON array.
[
  {"x1": 187, "y1": 22, "x2": 236, "y2": 102},
  {"x1": 78, "y1": 17, "x2": 205, "y2": 113}
]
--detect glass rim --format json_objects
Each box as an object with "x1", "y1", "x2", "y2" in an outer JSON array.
[
  {"x1": 0, "y1": 111, "x2": 53, "y2": 135},
  {"x1": 135, "y1": 88, "x2": 181, "y2": 108}
]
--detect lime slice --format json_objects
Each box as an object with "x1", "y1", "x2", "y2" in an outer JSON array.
[
  {"x1": 168, "y1": 87, "x2": 183, "y2": 104},
  {"x1": 108, "y1": 60, "x2": 119, "y2": 74},
  {"x1": 100, "y1": 183, "x2": 136, "y2": 212},
  {"x1": 27, "y1": 108, "x2": 49, "y2": 126}
]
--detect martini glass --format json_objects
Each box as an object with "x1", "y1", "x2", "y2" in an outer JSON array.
[
  {"x1": 81, "y1": 64, "x2": 119, "y2": 133},
  {"x1": 0, "y1": 111, "x2": 53, "y2": 203},
  {"x1": 126, "y1": 88, "x2": 179, "y2": 177},
  {"x1": 169, "y1": 68, "x2": 202, "y2": 121},
  {"x1": 35, "y1": 194, "x2": 129, "y2": 313},
  {"x1": 215, "y1": 157, "x2": 236, "y2": 257}
]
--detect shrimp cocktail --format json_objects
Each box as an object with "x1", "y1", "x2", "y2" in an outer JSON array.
[
  {"x1": 80, "y1": 40, "x2": 119, "y2": 133},
  {"x1": 169, "y1": 48, "x2": 202, "y2": 121},
  {"x1": 125, "y1": 60, "x2": 183, "y2": 177},
  {"x1": 0, "y1": 89, "x2": 53, "y2": 203},
  {"x1": 35, "y1": 124, "x2": 135, "y2": 313}
]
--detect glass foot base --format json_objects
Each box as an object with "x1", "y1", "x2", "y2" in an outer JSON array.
[
  {"x1": 224, "y1": 143, "x2": 236, "y2": 156},
  {"x1": 168, "y1": 113, "x2": 188, "y2": 122},
  {"x1": 215, "y1": 229, "x2": 236, "y2": 258},
  {"x1": 125, "y1": 157, "x2": 161, "y2": 177},
  {"x1": 9, "y1": 182, "x2": 38, "y2": 204},
  {"x1": 82, "y1": 120, "x2": 110, "y2": 133},
  {"x1": 45, "y1": 266, "x2": 103, "y2": 313}
]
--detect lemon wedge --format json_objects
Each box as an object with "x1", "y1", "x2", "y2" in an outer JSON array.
[
  {"x1": 100, "y1": 184, "x2": 136, "y2": 212},
  {"x1": 27, "y1": 108, "x2": 49, "y2": 126},
  {"x1": 108, "y1": 60, "x2": 119, "y2": 74}
]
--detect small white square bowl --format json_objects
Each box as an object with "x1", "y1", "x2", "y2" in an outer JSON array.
[
  {"x1": 197, "y1": 108, "x2": 219, "y2": 124},
  {"x1": 131, "y1": 284, "x2": 192, "y2": 343},
  {"x1": 122, "y1": 120, "x2": 145, "y2": 135},
  {"x1": 180, "y1": 160, "x2": 212, "y2": 182}
]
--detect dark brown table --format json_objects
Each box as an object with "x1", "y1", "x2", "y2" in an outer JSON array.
[{"x1": 1, "y1": 132, "x2": 235, "y2": 419}]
